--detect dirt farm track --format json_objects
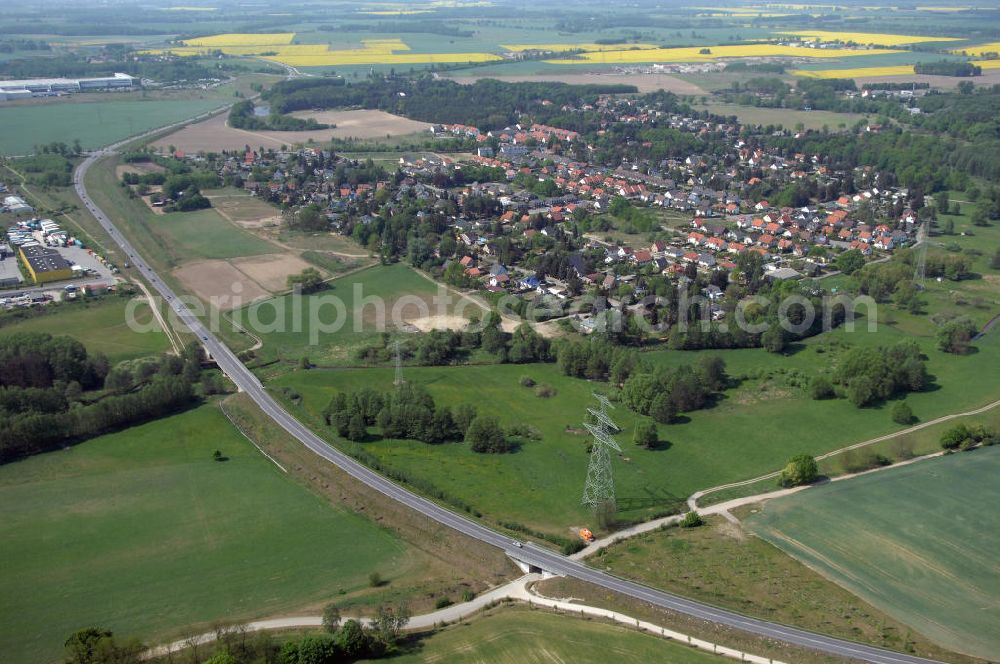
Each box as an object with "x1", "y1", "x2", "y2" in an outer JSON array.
[{"x1": 151, "y1": 110, "x2": 431, "y2": 153}]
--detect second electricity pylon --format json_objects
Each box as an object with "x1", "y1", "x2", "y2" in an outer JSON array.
[
  {"x1": 393, "y1": 340, "x2": 404, "y2": 387},
  {"x1": 581, "y1": 393, "x2": 621, "y2": 510},
  {"x1": 913, "y1": 220, "x2": 929, "y2": 286}
]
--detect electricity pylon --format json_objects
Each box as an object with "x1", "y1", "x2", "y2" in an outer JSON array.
[
  {"x1": 393, "y1": 340, "x2": 404, "y2": 387},
  {"x1": 581, "y1": 393, "x2": 621, "y2": 510}
]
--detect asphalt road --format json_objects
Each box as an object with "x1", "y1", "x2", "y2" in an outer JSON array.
[{"x1": 74, "y1": 137, "x2": 944, "y2": 664}]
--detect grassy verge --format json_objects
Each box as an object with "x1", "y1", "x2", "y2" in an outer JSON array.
[
  {"x1": 82, "y1": 153, "x2": 257, "y2": 353},
  {"x1": 534, "y1": 576, "x2": 851, "y2": 664},
  {"x1": 379, "y1": 606, "x2": 725, "y2": 664}
]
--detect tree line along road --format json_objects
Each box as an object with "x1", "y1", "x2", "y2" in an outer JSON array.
[{"x1": 72, "y1": 124, "x2": 944, "y2": 664}]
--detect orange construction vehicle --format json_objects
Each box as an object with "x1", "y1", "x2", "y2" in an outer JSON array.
[{"x1": 579, "y1": 528, "x2": 595, "y2": 543}]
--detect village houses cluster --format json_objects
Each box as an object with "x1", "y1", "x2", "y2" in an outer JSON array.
[{"x1": 187, "y1": 91, "x2": 921, "y2": 322}]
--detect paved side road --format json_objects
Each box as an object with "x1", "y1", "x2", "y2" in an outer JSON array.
[{"x1": 75, "y1": 136, "x2": 943, "y2": 664}]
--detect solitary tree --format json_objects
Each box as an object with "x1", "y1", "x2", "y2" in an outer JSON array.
[
  {"x1": 809, "y1": 376, "x2": 835, "y2": 400},
  {"x1": 936, "y1": 317, "x2": 977, "y2": 354},
  {"x1": 679, "y1": 511, "x2": 704, "y2": 528},
  {"x1": 321, "y1": 603, "x2": 341, "y2": 633},
  {"x1": 372, "y1": 603, "x2": 411, "y2": 646},
  {"x1": 466, "y1": 415, "x2": 510, "y2": 453},
  {"x1": 761, "y1": 324, "x2": 788, "y2": 354},
  {"x1": 634, "y1": 421, "x2": 659, "y2": 449},
  {"x1": 336, "y1": 620, "x2": 371, "y2": 659},
  {"x1": 891, "y1": 401, "x2": 915, "y2": 425},
  {"x1": 778, "y1": 454, "x2": 818, "y2": 487}
]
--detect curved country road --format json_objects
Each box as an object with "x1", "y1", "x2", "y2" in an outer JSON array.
[{"x1": 73, "y1": 133, "x2": 943, "y2": 664}]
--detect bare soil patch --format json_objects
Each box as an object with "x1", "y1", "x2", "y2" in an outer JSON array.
[
  {"x1": 403, "y1": 312, "x2": 520, "y2": 336},
  {"x1": 209, "y1": 194, "x2": 283, "y2": 228},
  {"x1": 151, "y1": 110, "x2": 430, "y2": 153},
  {"x1": 231, "y1": 253, "x2": 317, "y2": 293},
  {"x1": 447, "y1": 72, "x2": 706, "y2": 95},
  {"x1": 173, "y1": 259, "x2": 269, "y2": 308},
  {"x1": 532, "y1": 318, "x2": 569, "y2": 338},
  {"x1": 407, "y1": 314, "x2": 475, "y2": 333},
  {"x1": 289, "y1": 109, "x2": 431, "y2": 138}
]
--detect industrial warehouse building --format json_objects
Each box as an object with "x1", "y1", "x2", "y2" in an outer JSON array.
[
  {"x1": 19, "y1": 245, "x2": 73, "y2": 284},
  {"x1": 0, "y1": 73, "x2": 136, "y2": 100},
  {"x1": 3, "y1": 195, "x2": 33, "y2": 214},
  {"x1": 0, "y1": 243, "x2": 23, "y2": 287}
]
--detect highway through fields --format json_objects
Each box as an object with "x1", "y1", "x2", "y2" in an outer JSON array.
[{"x1": 73, "y1": 136, "x2": 943, "y2": 664}]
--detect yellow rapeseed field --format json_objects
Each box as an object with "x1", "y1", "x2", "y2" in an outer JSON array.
[
  {"x1": 776, "y1": 30, "x2": 959, "y2": 45},
  {"x1": 360, "y1": 9, "x2": 434, "y2": 14},
  {"x1": 976, "y1": 59, "x2": 1000, "y2": 69},
  {"x1": 792, "y1": 65, "x2": 916, "y2": 78},
  {"x1": 955, "y1": 42, "x2": 1000, "y2": 57},
  {"x1": 501, "y1": 43, "x2": 657, "y2": 52},
  {"x1": 184, "y1": 33, "x2": 294, "y2": 47},
  {"x1": 261, "y1": 39, "x2": 500, "y2": 67},
  {"x1": 142, "y1": 34, "x2": 501, "y2": 67},
  {"x1": 547, "y1": 43, "x2": 901, "y2": 65}
]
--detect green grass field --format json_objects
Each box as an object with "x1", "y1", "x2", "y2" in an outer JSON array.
[
  {"x1": 0, "y1": 404, "x2": 412, "y2": 664},
  {"x1": 916, "y1": 196, "x2": 1000, "y2": 328},
  {"x1": 274, "y1": 362, "x2": 668, "y2": 532},
  {"x1": 84, "y1": 155, "x2": 275, "y2": 267},
  {"x1": 699, "y1": 101, "x2": 867, "y2": 131},
  {"x1": 240, "y1": 263, "x2": 460, "y2": 364},
  {"x1": 747, "y1": 446, "x2": 1000, "y2": 660},
  {"x1": 0, "y1": 99, "x2": 226, "y2": 155},
  {"x1": 149, "y1": 208, "x2": 276, "y2": 260},
  {"x1": 370, "y1": 608, "x2": 722, "y2": 664},
  {"x1": 270, "y1": 319, "x2": 1000, "y2": 536},
  {"x1": 0, "y1": 297, "x2": 169, "y2": 363},
  {"x1": 585, "y1": 516, "x2": 964, "y2": 661}
]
